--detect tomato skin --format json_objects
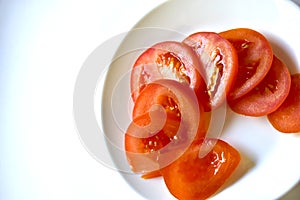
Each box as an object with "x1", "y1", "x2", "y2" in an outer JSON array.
[
  {"x1": 161, "y1": 139, "x2": 240, "y2": 200},
  {"x1": 229, "y1": 56, "x2": 291, "y2": 117},
  {"x1": 219, "y1": 28, "x2": 273, "y2": 100},
  {"x1": 141, "y1": 170, "x2": 162, "y2": 179},
  {"x1": 268, "y1": 73, "x2": 300, "y2": 133},
  {"x1": 130, "y1": 41, "x2": 205, "y2": 102},
  {"x1": 183, "y1": 32, "x2": 239, "y2": 111}
]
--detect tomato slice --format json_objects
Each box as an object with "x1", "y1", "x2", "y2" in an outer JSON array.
[
  {"x1": 132, "y1": 80, "x2": 209, "y2": 139},
  {"x1": 219, "y1": 28, "x2": 273, "y2": 100},
  {"x1": 126, "y1": 108, "x2": 184, "y2": 177},
  {"x1": 228, "y1": 56, "x2": 291, "y2": 116},
  {"x1": 161, "y1": 139, "x2": 241, "y2": 200},
  {"x1": 132, "y1": 82, "x2": 181, "y2": 119},
  {"x1": 126, "y1": 79, "x2": 207, "y2": 174},
  {"x1": 130, "y1": 41, "x2": 205, "y2": 101},
  {"x1": 267, "y1": 73, "x2": 300, "y2": 133},
  {"x1": 126, "y1": 113, "x2": 181, "y2": 154},
  {"x1": 183, "y1": 32, "x2": 238, "y2": 111}
]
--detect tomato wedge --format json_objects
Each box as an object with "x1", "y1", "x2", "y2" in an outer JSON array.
[
  {"x1": 130, "y1": 41, "x2": 205, "y2": 101},
  {"x1": 229, "y1": 56, "x2": 291, "y2": 116},
  {"x1": 183, "y1": 32, "x2": 238, "y2": 111},
  {"x1": 126, "y1": 79, "x2": 207, "y2": 174},
  {"x1": 219, "y1": 28, "x2": 273, "y2": 100},
  {"x1": 268, "y1": 73, "x2": 300, "y2": 133},
  {"x1": 161, "y1": 139, "x2": 241, "y2": 200}
]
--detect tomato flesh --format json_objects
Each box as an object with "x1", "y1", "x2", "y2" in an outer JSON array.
[
  {"x1": 183, "y1": 32, "x2": 238, "y2": 111},
  {"x1": 126, "y1": 80, "x2": 209, "y2": 174},
  {"x1": 132, "y1": 81, "x2": 209, "y2": 139},
  {"x1": 268, "y1": 73, "x2": 300, "y2": 133},
  {"x1": 229, "y1": 56, "x2": 291, "y2": 116},
  {"x1": 130, "y1": 41, "x2": 205, "y2": 101},
  {"x1": 125, "y1": 112, "x2": 180, "y2": 153},
  {"x1": 161, "y1": 139, "x2": 240, "y2": 200},
  {"x1": 125, "y1": 111, "x2": 181, "y2": 174},
  {"x1": 132, "y1": 82, "x2": 181, "y2": 119},
  {"x1": 219, "y1": 28, "x2": 273, "y2": 100}
]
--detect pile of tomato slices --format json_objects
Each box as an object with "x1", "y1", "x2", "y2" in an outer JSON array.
[{"x1": 124, "y1": 28, "x2": 300, "y2": 200}]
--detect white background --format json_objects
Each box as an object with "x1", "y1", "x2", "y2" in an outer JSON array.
[
  {"x1": 0, "y1": 0, "x2": 299, "y2": 200},
  {"x1": 0, "y1": 0, "x2": 165, "y2": 199}
]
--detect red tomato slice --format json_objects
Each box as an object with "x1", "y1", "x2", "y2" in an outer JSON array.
[
  {"x1": 126, "y1": 80, "x2": 207, "y2": 174},
  {"x1": 125, "y1": 112, "x2": 181, "y2": 172},
  {"x1": 130, "y1": 41, "x2": 205, "y2": 101},
  {"x1": 268, "y1": 73, "x2": 300, "y2": 133},
  {"x1": 219, "y1": 28, "x2": 273, "y2": 100},
  {"x1": 161, "y1": 139, "x2": 241, "y2": 200},
  {"x1": 132, "y1": 82, "x2": 181, "y2": 119},
  {"x1": 229, "y1": 56, "x2": 291, "y2": 116},
  {"x1": 126, "y1": 112, "x2": 181, "y2": 154},
  {"x1": 132, "y1": 80, "x2": 209, "y2": 139},
  {"x1": 126, "y1": 109, "x2": 183, "y2": 178},
  {"x1": 183, "y1": 32, "x2": 238, "y2": 111}
]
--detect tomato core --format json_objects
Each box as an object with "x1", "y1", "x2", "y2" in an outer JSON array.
[{"x1": 156, "y1": 52, "x2": 191, "y2": 85}]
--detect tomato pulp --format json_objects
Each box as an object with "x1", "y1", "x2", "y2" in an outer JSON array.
[
  {"x1": 125, "y1": 111, "x2": 181, "y2": 173},
  {"x1": 183, "y1": 32, "x2": 238, "y2": 111},
  {"x1": 126, "y1": 80, "x2": 209, "y2": 174},
  {"x1": 130, "y1": 41, "x2": 205, "y2": 102},
  {"x1": 220, "y1": 28, "x2": 273, "y2": 100},
  {"x1": 132, "y1": 80, "x2": 209, "y2": 138},
  {"x1": 229, "y1": 56, "x2": 291, "y2": 117}
]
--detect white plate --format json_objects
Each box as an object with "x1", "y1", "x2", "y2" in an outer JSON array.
[{"x1": 101, "y1": 0, "x2": 300, "y2": 199}]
